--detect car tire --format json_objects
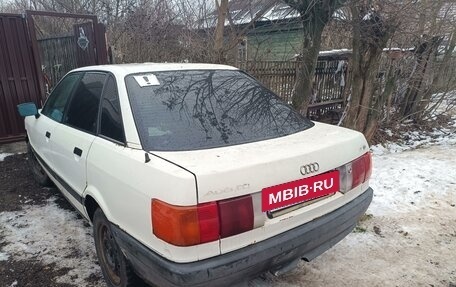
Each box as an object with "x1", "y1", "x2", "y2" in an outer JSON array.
[
  {"x1": 27, "y1": 142, "x2": 53, "y2": 187},
  {"x1": 93, "y1": 208, "x2": 145, "y2": 287}
]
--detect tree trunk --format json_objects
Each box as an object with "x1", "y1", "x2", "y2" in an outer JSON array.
[
  {"x1": 355, "y1": 50, "x2": 382, "y2": 132},
  {"x1": 400, "y1": 36, "x2": 442, "y2": 120},
  {"x1": 343, "y1": 5, "x2": 362, "y2": 129},
  {"x1": 283, "y1": 0, "x2": 348, "y2": 114},
  {"x1": 343, "y1": 3, "x2": 396, "y2": 140},
  {"x1": 214, "y1": 0, "x2": 228, "y2": 64},
  {"x1": 364, "y1": 63, "x2": 398, "y2": 141},
  {"x1": 292, "y1": 22, "x2": 324, "y2": 113}
]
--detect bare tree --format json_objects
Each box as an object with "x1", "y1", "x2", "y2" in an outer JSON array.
[
  {"x1": 214, "y1": 0, "x2": 229, "y2": 63},
  {"x1": 343, "y1": 1, "x2": 399, "y2": 139},
  {"x1": 397, "y1": 0, "x2": 455, "y2": 121},
  {"x1": 340, "y1": 0, "x2": 456, "y2": 141},
  {"x1": 282, "y1": 0, "x2": 348, "y2": 113}
]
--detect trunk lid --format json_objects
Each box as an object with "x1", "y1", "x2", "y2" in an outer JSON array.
[{"x1": 153, "y1": 122, "x2": 369, "y2": 204}]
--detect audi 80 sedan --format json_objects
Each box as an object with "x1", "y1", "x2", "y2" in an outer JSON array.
[{"x1": 18, "y1": 63, "x2": 373, "y2": 287}]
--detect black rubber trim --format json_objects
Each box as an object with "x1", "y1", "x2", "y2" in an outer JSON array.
[
  {"x1": 111, "y1": 188, "x2": 373, "y2": 287},
  {"x1": 31, "y1": 145, "x2": 84, "y2": 204}
]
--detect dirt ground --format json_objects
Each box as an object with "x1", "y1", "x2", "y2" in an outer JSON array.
[{"x1": 0, "y1": 153, "x2": 103, "y2": 287}]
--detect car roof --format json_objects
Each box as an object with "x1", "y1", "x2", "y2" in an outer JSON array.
[{"x1": 72, "y1": 63, "x2": 239, "y2": 75}]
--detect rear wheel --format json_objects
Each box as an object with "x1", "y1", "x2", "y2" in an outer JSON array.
[
  {"x1": 93, "y1": 208, "x2": 145, "y2": 287},
  {"x1": 27, "y1": 142, "x2": 52, "y2": 186}
]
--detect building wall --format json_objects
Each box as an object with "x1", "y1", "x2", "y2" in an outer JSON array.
[{"x1": 246, "y1": 23, "x2": 303, "y2": 61}]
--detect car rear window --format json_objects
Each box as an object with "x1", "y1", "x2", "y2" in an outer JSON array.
[{"x1": 125, "y1": 69, "x2": 313, "y2": 151}]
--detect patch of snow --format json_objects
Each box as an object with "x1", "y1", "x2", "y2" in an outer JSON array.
[
  {"x1": 383, "y1": 47, "x2": 415, "y2": 52},
  {"x1": 384, "y1": 129, "x2": 393, "y2": 137},
  {"x1": 333, "y1": 8, "x2": 349, "y2": 21},
  {"x1": 318, "y1": 49, "x2": 352, "y2": 56},
  {"x1": 8, "y1": 281, "x2": 18, "y2": 287},
  {"x1": 370, "y1": 145, "x2": 456, "y2": 216},
  {"x1": 362, "y1": 12, "x2": 373, "y2": 20},
  {"x1": 260, "y1": 5, "x2": 299, "y2": 22},
  {"x1": 0, "y1": 198, "x2": 103, "y2": 286},
  {"x1": 314, "y1": 48, "x2": 415, "y2": 58},
  {"x1": 0, "y1": 153, "x2": 13, "y2": 161},
  {"x1": 371, "y1": 119, "x2": 456, "y2": 155},
  {"x1": 431, "y1": 90, "x2": 456, "y2": 115},
  {"x1": 0, "y1": 252, "x2": 9, "y2": 261}
]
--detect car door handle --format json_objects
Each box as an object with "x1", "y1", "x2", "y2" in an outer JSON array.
[
  {"x1": 45, "y1": 131, "x2": 51, "y2": 138},
  {"x1": 73, "y1": 147, "x2": 83, "y2": 157}
]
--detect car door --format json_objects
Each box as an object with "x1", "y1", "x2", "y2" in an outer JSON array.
[
  {"x1": 27, "y1": 73, "x2": 82, "y2": 165},
  {"x1": 51, "y1": 72, "x2": 107, "y2": 212}
]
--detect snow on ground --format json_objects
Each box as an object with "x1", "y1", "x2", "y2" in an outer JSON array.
[
  {"x1": 0, "y1": 153, "x2": 13, "y2": 161},
  {"x1": 0, "y1": 252, "x2": 9, "y2": 261},
  {"x1": 0, "y1": 198, "x2": 104, "y2": 286},
  {"x1": 372, "y1": 92, "x2": 456, "y2": 156},
  {"x1": 370, "y1": 145, "x2": 456, "y2": 216},
  {"x1": 371, "y1": 118, "x2": 456, "y2": 155}
]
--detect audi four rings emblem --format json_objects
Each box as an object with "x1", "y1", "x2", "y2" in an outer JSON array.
[{"x1": 300, "y1": 162, "x2": 320, "y2": 175}]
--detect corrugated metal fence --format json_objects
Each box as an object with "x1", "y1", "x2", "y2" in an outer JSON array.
[
  {"x1": 0, "y1": 11, "x2": 108, "y2": 143},
  {"x1": 0, "y1": 14, "x2": 43, "y2": 143}
]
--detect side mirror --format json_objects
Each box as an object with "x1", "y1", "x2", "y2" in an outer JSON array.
[{"x1": 17, "y1": 102, "x2": 40, "y2": 118}]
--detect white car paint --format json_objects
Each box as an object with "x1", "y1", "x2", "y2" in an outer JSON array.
[
  {"x1": 25, "y1": 63, "x2": 370, "y2": 264},
  {"x1": 155, "y1": 122, "x2": 369, "y2": 256},
  {"x1": 27, "y1": 112, "x2": 58, "y2": 168},
  {"x1": 51, "y1": 124, "x2": 96, "y2": 206}
]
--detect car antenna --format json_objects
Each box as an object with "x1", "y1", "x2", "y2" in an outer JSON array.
[{"x1": 145, "y1": 153, "x2": 151, "y2": 163}]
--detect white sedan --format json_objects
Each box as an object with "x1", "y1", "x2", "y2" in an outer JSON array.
[{"x1": 18, "y1": 63, "x2": 373, "y2": 287}]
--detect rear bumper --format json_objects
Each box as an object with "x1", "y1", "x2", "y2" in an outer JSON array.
[{"x1": 111, "y1": 188, "x2": 373, "y2": 287}]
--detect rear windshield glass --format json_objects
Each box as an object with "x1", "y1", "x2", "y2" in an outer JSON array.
[{"x1": 125, "y1": 70, "x2": 313, "y2": 151}]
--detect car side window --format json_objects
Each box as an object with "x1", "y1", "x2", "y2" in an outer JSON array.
[
  {"x1": 42, "y1": 73, "x2": 81, "y2": 122},
  {"x1": 64, "y1": 72, "x2": 106, "y2": 134},
  {"x1": 99, "y1": 76, "x2": 125, "y2": 143}
]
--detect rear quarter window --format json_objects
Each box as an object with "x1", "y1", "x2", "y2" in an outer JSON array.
[{"x1": 99, "y1": 75, "x2": 125, "y2": 143}]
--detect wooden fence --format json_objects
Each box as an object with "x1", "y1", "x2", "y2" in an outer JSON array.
[
  {"x1": 238, "y1": 56, "x2": 349, "y2": 121},
  {"x1": 238, "y1": 61, "x2": 297, "y2": 102}
]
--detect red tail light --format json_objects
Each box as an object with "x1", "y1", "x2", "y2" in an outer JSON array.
[
  {"x1": 351, "y1": 155, "x2": 366, "y2": 188},
  {"x1": 339, "y1": 152, "x2": 372, "y2": 193},
  {"x1": 152, "y1": 195, "x2": 254, "y2": 246},
  {"x1": 218, "y1": 195, "x2": 253, "y2": 238},
  {"x1": 197, "y1": 202, "x2": 220, "y2": 243}
]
